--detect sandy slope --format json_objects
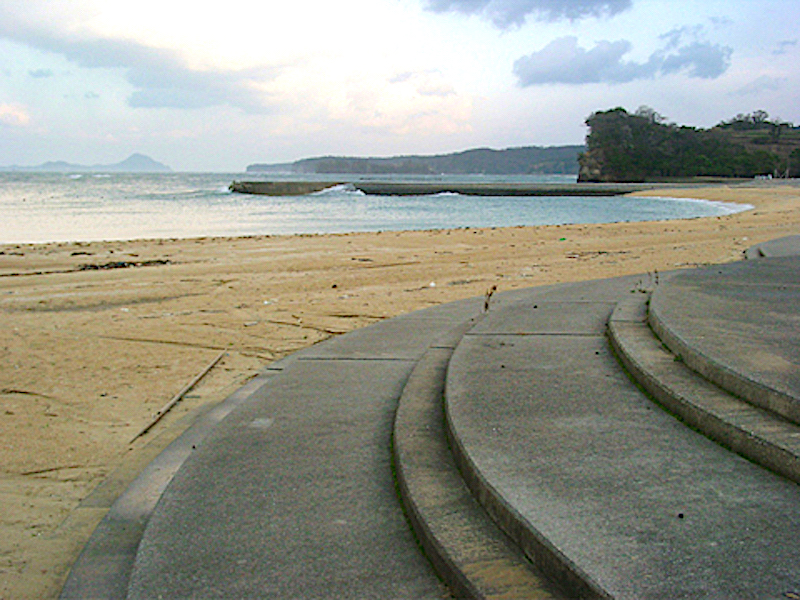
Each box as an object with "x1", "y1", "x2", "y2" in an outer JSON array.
[{"x1": 0, "y1": 182, "x2": 798, "y2": 598}]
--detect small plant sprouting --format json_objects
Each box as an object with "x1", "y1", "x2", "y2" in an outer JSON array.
[{"x1": 484, "y1": 285, "x2": 497, "y2": 312}]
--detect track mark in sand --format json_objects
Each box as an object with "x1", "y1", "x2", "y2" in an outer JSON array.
[
  {"x1": 1, "y1": 388, "x2": 56, "y2": 399},
  {"x1": 7, "y1": 293, "x2": 204, "y2": 313},
  {"x1": 0, "y1": 258, "x2": 173, "y2": 278},
  {"x1": 20, "y1": 464, "x2": 84, "y2": 477},
  {"x1": 324, "y1": 312, "x2": 388, "y2": 320},
  {"x1": 97, "y1": 335, "x2": 227, "y2": 352},
  {"x1": 97, "y1": 334, "x2": 278, "y2": 360},
  {"x1": 77, "y1": 259, "x2": 171, "y2": 271},
  {"x1": 361, "y1": 261, "x2": 422, "y2": 269},
  {"x1": 264, "y1": 319, "x2": 347, "y2": 335}
]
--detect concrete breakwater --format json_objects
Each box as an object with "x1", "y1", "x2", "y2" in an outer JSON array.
[
  {"x1": 353, "y1": 181, "x2": 664, "y2": 196},
  {"x1": 229, "y1": 180, "x2": 347, "y2": 195},
  {"x1": 229, "y1": 180, "x2": 679, "y2": 197}
]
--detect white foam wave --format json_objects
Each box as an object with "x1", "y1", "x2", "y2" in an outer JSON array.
[
  {"x1": 312, "y1": 183, "x2": 365, "y2": 196},
  {"x1": 647, "y1": 195, "x2": 754, "y2": 216}
]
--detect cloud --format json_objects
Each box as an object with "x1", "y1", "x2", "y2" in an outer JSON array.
[
  {"x1": 0, "y1": 103, "x2": 31, "y2": 127},
  {"x1": 425, "y1": 0, "x2": 631, "y2": 28},
  {"x1": 656, "y1": 41, "x2": 731, "y2": 79},
  {"x1": 512, "y1": 37, "x2": 643, "y2": 84},
  {"x1": 0, "y1": 8, "x2": 278, "y2": 113},
  {"x1": 709, "y1": 16, "x2": 733, "y2": 28},
  {"x1": 513, "y1": 35, "x2": 731, "y2": 85},
  {"x1": 28, "y1": 68, "x2": 54, "y2": 78},
  {"x1": 324, "y1": 69, "x2": 471, "y2": 137},
  {"x1": 659, "y1": 25, "x2": 706, "y2": 50},
  {"x1": 773, "y1": 39, "x2": 797, "y2": 55},
  {"x1": 733, "y1": 75, "x2": 787, "y2": 96},
  {"x1": 389, "y1": 70, "x2": 455, "y2": 97}
]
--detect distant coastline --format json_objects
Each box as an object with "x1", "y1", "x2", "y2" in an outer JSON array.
[
  {"x1": 247, "y1": 145, "x2": 584, "y2": 176},
  {"x1": 0, "y1": 153, "x2": 172, "y2": 173}
]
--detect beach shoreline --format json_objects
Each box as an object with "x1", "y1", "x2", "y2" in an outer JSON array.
[{"x1": 1, "y1": 182, "x2": 799, "y2": 598}]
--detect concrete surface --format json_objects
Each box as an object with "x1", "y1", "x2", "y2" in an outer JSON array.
[
  {"x1": 446, "y1": 278, "x2": 800, "y2": 599},
  {"x1": 393, "y1": 322, "x2": 570, "y2": 600},
  {"x1": 124, "y1": 299, "x2": 491, "y2": 599},
  {"x1": 744, "y1": 234, "x2": 800, "y2": 259},
  {"x1": 59, "y1": 369, "x2": 283, "y2": 599},
  {"x1": 609, "y1": 295, "x2": 800, "y2": 485},
  {"x1": 649, "y1": 256, "x2": 800, "y2": 423},
  {"x1": 229, "y1": 180, "x2": 695, "y2": 197}
]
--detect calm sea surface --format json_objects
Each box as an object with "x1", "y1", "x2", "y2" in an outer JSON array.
[{"x1": 0, "y1": 172, "x2": 751, "y2": 244}]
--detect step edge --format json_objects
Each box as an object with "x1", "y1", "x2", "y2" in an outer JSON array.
[
  {"x1": 648, "y1": 290, "x2": 800, "y2": 425},
  {"x1": 393, "y1": 323, "x2": 571, "y2": 599},
  {"x1": 608, "y1": 303, "x2": 800, "y2": 485},
  {"x1": 440, "y1": 317, "x2": 612, "y2": 599}
]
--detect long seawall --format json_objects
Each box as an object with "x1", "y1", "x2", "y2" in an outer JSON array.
[{"x1": 229, "y1": 180, "x2": 691, "y2": 197}]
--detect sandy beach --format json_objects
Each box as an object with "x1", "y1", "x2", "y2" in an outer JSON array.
[{"x1": 1, "y1": 182, "x2": 798, "y2": 598}]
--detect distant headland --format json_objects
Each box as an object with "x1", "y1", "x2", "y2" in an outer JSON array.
[
  {"x1": 0, "y1": 153, "x2": 172, "y2": 173},
  {"x1": 246, "y1": 145, "x2": 584, "y2": 176}
]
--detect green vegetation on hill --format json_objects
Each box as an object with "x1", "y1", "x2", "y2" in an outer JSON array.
[
  {"x1": 578, "y1": 107, "x2": 800, "y2": 182},
  {"x1": 247, "y1": 145, "x2": 584, "y2": 175}
]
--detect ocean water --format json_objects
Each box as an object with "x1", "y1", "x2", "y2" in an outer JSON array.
[{"x1": 0, "y1": 172, "x2": 751, "y2": 244}]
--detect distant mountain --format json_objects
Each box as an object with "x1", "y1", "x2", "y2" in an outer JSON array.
[
  {"x1": 247, "y1": 145, "x2": 584, "y2": 176},
  {"x1": 0, "y1": 153, "x2": 172, "y2": 172}
]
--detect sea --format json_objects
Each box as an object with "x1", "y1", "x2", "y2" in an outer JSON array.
[{"x1": 0, "y1": 172, "x2": 752, "y2": 244}]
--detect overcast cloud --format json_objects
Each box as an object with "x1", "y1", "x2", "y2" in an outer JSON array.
[
  {"x1": 734, "y1": 75, "x2": 787, "y2": 96},
  {"x1": 0, "y1": 0, "x2": 797, "y2": 171},
  {"x1": 514, "y1": 32, "x2": 732, "y2": 85},
  {"x1": 425, "y1": 0, "x2": 632, "y2": 27},
  {"x1": 0, "y1": 7, "x2": 278, "y2": 113},
  {"x1": 773, "y1": 40, "x2": 797, "y2": 55}
]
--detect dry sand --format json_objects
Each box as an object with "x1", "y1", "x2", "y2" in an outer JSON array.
[{"x1": 1, "y1": 182, "x2": 798, "y2": 598}]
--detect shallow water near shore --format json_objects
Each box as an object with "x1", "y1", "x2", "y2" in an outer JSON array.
[{"x1": 0, "y1": 172, "x2": 751, "y2": 243}]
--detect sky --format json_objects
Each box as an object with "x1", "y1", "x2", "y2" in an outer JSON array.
[{"x1": 0, "y1": 0, "x2": 798, "y2": 171}]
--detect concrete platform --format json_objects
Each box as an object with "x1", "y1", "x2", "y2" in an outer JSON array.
[
  {"x1": 445, "y1": 277, "x2": 800, "y2": 599},
  {"x1": 61, "y1": 242, "x2": 800, "y2": 599},
  {"x1": 744, "y1": 234, "x2": 800, "y2": 259},
  {"x1": 649, "y1": 256, "x2": 800, "y2": 423},
  {"x1": 609, "y1": 294, "x2": 800, "y2": 485}
]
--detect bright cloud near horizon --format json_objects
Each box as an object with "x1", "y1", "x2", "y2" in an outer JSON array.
[{"x1": 0, "y1": 0, "x2": 798, "y2": 171}]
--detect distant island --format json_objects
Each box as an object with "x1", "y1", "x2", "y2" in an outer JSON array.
[
  {"x1": 579, "y1": 108, "x2": 800, "y2": 182},
  {"x1": 0, "y1": 153, "x2": 172, "y2": 173},
  {"x1": 247, "y1": 145, "x2": 584, "y2": 176}
]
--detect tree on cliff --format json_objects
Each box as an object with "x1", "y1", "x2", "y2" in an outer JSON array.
[{"x1": 578, "y1": 107, "x2": 793, "y2": 182}]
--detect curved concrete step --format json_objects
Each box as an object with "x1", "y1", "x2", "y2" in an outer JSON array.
[
  {"x1": 63, "y1": 297, "x2": 490, "y2": 600},
  {"x1": 444, "y1": 277, "x2": 800, "y2": 600},
  {"x1": 744, "y1": 234, "x2": 800, "y2": 259},
  {"x1": 444, "y1": 280, "x2": 638, "y2": 599},
  {"x1": 59, "y1": 367, "x2": 284, "y2": 599},
  {"x1": 608, "y1": 296, "x2": 800, "y2": 485},
  {"x1": 648, "y1": 256, "x2": 800, "y2": 425},
  {"x1": 393, "y1": 322, "x2": 569, "y2": 599}
]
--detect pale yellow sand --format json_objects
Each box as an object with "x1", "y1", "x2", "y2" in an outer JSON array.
[{"x1": 1, "y1": 182, "x2": 798, "y2": 598}]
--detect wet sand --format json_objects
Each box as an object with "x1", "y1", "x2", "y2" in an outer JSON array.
[{"x1": 1, "y1": 182, "x2": 798, "y2": 598}]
